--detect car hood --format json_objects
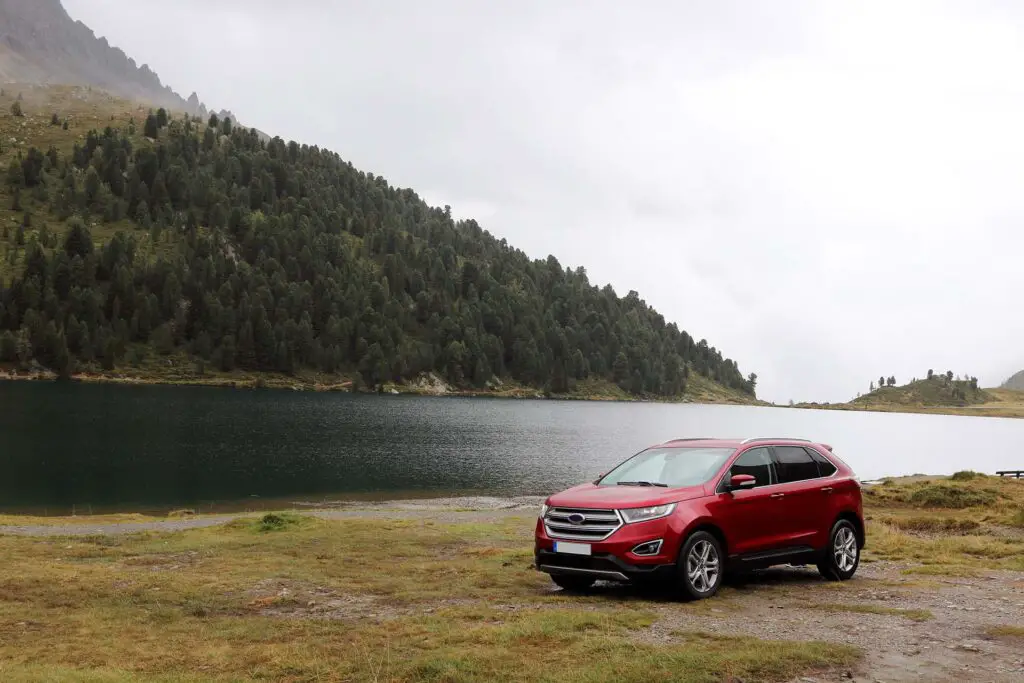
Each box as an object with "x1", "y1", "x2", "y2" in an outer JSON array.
[{"x1": 546, "y1": 483, "x2": 706, "y2": 509}]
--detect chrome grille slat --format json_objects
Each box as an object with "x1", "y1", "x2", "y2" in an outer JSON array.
[
  {"x1": 545, "y1": 522, "x2": 618, "y2": 532},
  {"x1": 543, "y1": 506, "x2": 623, "y2": 541},
  {"x1": 547, "y1": 512, "x2": 618, "y2": 522}
]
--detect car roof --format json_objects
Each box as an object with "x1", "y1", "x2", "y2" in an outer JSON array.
[{"x1": 654, "y1": 437, "x2": 828, "y2": 450}]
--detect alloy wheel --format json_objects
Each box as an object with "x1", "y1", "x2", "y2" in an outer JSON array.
[
  {"x1": 833, "y1": 526, "x2": 857, "y2": 572},
  {"x1": 686, "y1": 539, "x2": 720, "y2": 593}
]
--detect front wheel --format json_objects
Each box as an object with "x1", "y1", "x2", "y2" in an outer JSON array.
[
  {"x1": 675, "y1": 531, "x2": 724, "y2": 600},
  {"x1": 817, "y1": 520, "x2": 860, "y2": 581},
  {"x1": 550, "y1": 574, "x2": 596, "y2": 592}
]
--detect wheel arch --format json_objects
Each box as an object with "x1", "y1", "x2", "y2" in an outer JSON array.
[
  {"x1": 835, "y1": 510, "x2": 865, "y2": 549},
  {"x1": 684, "y1": 519, "x2": 729, "y2": 558}
]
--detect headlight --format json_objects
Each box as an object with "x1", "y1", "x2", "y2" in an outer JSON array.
[
  {"x1": 620, "y1": 503, "x2": 677, "y2": 524},
  {"x1": 539, "y1": 502, "x2": 549, "y2": 519}
]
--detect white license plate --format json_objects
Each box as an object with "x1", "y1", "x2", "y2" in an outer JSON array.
[{"x1": 553, "y1": 541, "x2": 592, "y2": 556}]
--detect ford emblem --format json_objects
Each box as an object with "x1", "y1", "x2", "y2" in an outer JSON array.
[{"x1": 567, "y1": 513, "x2": 586, "y2": 525}]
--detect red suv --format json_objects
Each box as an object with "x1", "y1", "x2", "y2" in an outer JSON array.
[{"x1": 534, "y1": 437, "x2": 864, "y2": 599}]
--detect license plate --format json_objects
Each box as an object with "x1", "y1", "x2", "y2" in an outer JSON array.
[{"x1": 553, "y1": 541, "x2": 591, "y2": 556}]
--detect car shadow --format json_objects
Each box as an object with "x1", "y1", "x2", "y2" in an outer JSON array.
[
  {"x1": 542, "y1": 565, "x2": 831, "y2": 603},
  {"x1": 723, "y1": 565, "x2": 829, "y2": 591}
]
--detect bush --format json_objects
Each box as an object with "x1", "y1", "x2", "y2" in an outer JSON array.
[
  {"x1": 909, "y1": 485, "x2": 998, "y2": 509},
  {"x1": 10, "y1": 101, "x2": 23, "y2": 117},
  {"x1": 950, "y1": 470, "x2": 982, "y2": 481},
  {"x1": 257, "y1": 512, "x2": 299, "y2": 532}
]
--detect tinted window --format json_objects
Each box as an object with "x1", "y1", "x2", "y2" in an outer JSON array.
[
  {"x1": 808, "y1": 449, "x2": 838, "y2": 476},
  {"x1": 600, "y1": 447, "x2": 735, "y2": 487},
  {"x1": 728, "y1": 447, "x2": 773, "y2": 487},
  {"x1": 773, "y1": 446, "x2": 820, "y2": 483}
]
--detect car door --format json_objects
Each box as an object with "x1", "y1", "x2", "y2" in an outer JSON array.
[
  {"x1": 706, "y1": 447, "x2": 782, "y2": 556},
  {"x1": 770, "y1": 446, "x2": 827, "y2": 548}
]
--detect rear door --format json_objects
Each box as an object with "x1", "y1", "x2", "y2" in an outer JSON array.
[
  {"x1": 770, "y1": 446, "x2": 830, "y2": 547},
  {"x1": 706, "y1": 447, "x2": 783, "y2": 556}
]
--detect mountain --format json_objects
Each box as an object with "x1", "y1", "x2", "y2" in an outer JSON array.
[
  {"x1": 0, "y1": 0, "x2": 234, "y2": 122},
  {"x1": 1002, "y1": 370, "x2": 1024, "y2": 391},
  {"x1": 0, "y1": 9, "x2": 757, "y2": 402}
]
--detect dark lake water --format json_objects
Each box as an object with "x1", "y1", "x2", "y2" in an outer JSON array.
[{"x1": 2, "y1": 382, "x2": 1023, "y2": 514}]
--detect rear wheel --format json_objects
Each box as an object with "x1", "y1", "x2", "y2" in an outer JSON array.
[
  {"x1": 550, "y1": 574, "x2": 596, "y2": 592},
  {"x1": 675, "y1": 531, "x2": 724, "y2": 600},
  {"x1": 817, "y1": 520, "x2": 860, "y2": 581}
]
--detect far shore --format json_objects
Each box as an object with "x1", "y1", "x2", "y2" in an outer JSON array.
[{"x1": 0, "y1": 365, "x2": 765, "y2": 406}]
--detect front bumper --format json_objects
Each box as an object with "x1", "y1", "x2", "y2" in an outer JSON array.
[
  {"x1": 534, "y1": 516, "x2": 679, "y2": 582},
  {"x1": 534, "y1": 549, "x2": 675, "y2": 582}
]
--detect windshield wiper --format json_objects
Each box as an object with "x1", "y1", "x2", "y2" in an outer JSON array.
[{"x1": 616, "y1": 481, "x2": 668, "y2": 487}]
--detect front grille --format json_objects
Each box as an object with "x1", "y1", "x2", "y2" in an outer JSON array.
[{"x1": 543, "y1": 506, "x2": 622, "y2": 541}]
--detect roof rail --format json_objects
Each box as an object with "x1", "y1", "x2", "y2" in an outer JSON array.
[
  {"x1": 740, "y1": 437, "x2": 812, "y2": 444},
  {"x1": 663, "y1": 437, "x2": 717, "y2": 443}
]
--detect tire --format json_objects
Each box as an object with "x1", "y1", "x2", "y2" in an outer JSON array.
[
  {"x1": 675, "y1": 531, "x2": 725, "y2": 600},
  {"x1": 817, "y1": 519, "x2": 860, "y2": 581},
  {"x1": 550, "y1": 574, "x2": 596, "y2": 592}
]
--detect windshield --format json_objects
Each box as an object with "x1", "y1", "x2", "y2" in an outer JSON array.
[{"x1": 599, "y1": 447, "x2": 735, "y2": 488}]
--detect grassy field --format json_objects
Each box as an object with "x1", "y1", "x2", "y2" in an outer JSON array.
[
  {"x1": 0, "y1": 514, "x2": 858, "y2": 683},
  {"x1": 862, "y1": 472, "x2": 1024, "y2": 575},
  {"x1": 0, "y1": 473, "x2": 1022, "y2": 681}
]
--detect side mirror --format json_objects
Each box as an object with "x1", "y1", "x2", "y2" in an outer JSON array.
[{"x1": 728, "y1": 474, "x2": 756, "y2": 491}]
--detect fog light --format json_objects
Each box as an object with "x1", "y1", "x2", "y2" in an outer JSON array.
[{"x1": 631, "y1": 539, "x2": 663, "y2": 556}]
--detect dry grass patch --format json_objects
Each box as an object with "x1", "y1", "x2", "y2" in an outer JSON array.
[
  {"x1": 803, "y1": 603, "x2": 933, "y2": 622},
  {"x1": 985, "y1": 625, "x2": 1024, "y2": 641},
  {"x1": 900, "y1": 564, "x2": 981, "y2": 578},
  {"x1": 861, "y1": 475, "x2": 1024, "y2": 575},
  {"x1": 0, "y1": 515, "x2": 861, "y2": 682}
]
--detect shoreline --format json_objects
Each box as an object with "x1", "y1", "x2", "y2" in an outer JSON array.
[
  {"x1": 7, "y1": 366, "x2": 1024, "y2": 418},
  {"x1": 0, "y1": 495, "x2": 547, "y2": 535},
  {"x1": 0, "y1": 366, "x2": 765, "y2": 407}
]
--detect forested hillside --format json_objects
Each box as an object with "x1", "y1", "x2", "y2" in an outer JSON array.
[{"x1": 0, "y1": 87, "x2": 756, "y2": 400}]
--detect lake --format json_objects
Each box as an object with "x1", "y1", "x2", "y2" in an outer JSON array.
[{"x1": 1, "y1": 382, "x2": 1022, "y2": 515}]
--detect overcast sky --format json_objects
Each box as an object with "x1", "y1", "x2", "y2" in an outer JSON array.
[{"x1": 62, "y1": 0, "x2": 1024, "y2": 403}]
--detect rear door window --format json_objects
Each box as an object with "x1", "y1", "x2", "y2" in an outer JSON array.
[
  {"x1": 772, "y1": 446, "x2": 820, "y2": 483},
  {"x1": 808, "y1": 449, "x2": 838, "y2": 476},
  {"x1": 728, "y1": 447, "x2": 774, "y2": 487}
]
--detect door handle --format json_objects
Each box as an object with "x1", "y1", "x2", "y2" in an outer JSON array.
[
  {"x1": 820, "y1": 487, "x2": 833, "y2": 494},
  {"x1": 769, "y1": 493, "x2": 785, "y2": 499}
]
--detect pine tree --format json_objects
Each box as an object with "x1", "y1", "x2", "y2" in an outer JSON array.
[{"x1": 144, "y1": 113, "x2": 159, "y2": 138}]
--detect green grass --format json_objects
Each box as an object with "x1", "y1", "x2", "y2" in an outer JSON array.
[{"x1": 906, "y1": 485, "x2": 999, "y2": 509}]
